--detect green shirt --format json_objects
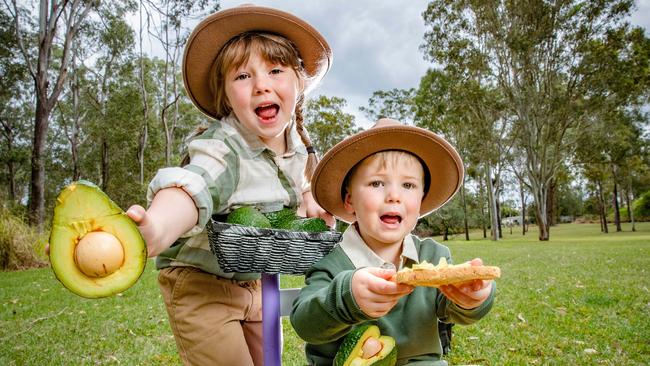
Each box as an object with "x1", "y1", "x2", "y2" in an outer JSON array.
[
  {"x1": 290, "y1": 225, "x2": 496, "y2": 365},
  {"x1": 147, "y1": 113, "x2": 309, "y2": 280}
]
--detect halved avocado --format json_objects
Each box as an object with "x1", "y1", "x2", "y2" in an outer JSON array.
[
  {"x1": 334, "y1": 324, "x2": 397, "y2": 366},
  {"x1": 49, "y1": 180, "x2": 147, "y2": 298}
]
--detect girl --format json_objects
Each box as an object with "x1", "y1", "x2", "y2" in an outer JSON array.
[{"x1": 126, "y1": 5, "x2": 334, "y2": 366}]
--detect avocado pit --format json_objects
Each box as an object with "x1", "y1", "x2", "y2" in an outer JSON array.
[{"x1": 74, "y1": 231, "x2": 125, "y2": 277}]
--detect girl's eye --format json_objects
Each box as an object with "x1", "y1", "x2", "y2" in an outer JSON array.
[
  {"x1": 270, "y1": 68, "x2": 283, "y2": 75},
  {"x1": 370, "y1": 181, "x2": 383, "y2": 188},
  {"x1": 234, "y1": 73, "x2": 249, "y2": 81}
]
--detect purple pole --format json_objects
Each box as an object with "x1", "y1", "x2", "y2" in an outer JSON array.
[{"x1": 262, "y1": 273, "x2": 281, "y2": 366}]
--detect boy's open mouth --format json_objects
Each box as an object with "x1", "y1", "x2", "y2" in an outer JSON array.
[
  {"x1": 255, "y1": 104, "x2": 279, "y2": 122},
  {"x1": 380, "y1": 214, "x2": 402, "y2": 224}
]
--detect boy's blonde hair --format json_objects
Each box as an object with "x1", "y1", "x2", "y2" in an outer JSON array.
[
  {"x1": 343, "y1": 150, "x2": 429, "y2": 197},
  {"x1": 186, "y1": 32, "x2": 318, "y2": 179}
]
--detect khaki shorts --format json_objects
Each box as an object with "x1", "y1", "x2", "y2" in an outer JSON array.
[{"x1": 158, "y1": 267, "x2": 263, "y2": 366}]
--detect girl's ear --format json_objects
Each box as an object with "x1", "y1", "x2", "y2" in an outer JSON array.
[{"x1": 343, "y1": 192, "x2": 355, "y2": 215}]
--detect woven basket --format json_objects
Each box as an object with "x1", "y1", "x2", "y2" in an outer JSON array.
[{"x1": 207, "y1": 220, "x2": 342, "y2": 274}]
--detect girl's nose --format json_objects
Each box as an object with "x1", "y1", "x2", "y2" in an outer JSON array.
[{"x1": 254, "y1": 75, "x2": 271, "y2": 94}]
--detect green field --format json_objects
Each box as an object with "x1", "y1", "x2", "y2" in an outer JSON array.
[{"x1": 1, "y1": 223, "x2": 649, "y2": 365}]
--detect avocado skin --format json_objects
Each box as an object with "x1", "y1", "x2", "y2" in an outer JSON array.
[
  {"x1": 49, "y1": 180, "x2": 146, "y2": 299},
  {"x1": 263, "y1": 208, "x2": 298, "y2": 229},
  {"x1": 287, "y1": 217, "x2": 329, "y2": 232},
  {"x1": 227, "y1": 206, "x2": 328, "y2": 232},
  {"x1": 226, "y1": 206, "x2": 272, "y2": 228}
]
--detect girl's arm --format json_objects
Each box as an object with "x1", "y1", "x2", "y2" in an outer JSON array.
[
  {"x1": 299, "y1": 191, "x2": 336, "y2": 228},
  {"x1": 127, "y1": 187, "x2": 198, "y2": 257}
]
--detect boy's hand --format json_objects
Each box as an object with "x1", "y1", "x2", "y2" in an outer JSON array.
[
  {"x1": 352, "y1": 267, "x2": 413, "y2": 318},
  {"x1": 439, "y1": 258, "x2": 493, "y2": 309},
  {"x1": 299, "y1": 191, "x2": 335, "y2": 228}
]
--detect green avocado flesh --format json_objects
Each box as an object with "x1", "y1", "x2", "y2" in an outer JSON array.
[
  {"x1": 49, "y1": 180, "x2": 146, "y2": 298},
  {"x1": 334, "y1": 324, "x2": 397, "y2": 366}
]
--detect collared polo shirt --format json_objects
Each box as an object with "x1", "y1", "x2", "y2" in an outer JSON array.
[
  {"x1": 147, "y1": 113, "x2": 309, "y2": 279},
  {"x1": 338, "y1": 224, "x2": 420, "y2": 270}
]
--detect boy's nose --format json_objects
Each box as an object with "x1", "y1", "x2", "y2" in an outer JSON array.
[{"x1": 385, "y1": 184, "x2": 401, "y2": 203}]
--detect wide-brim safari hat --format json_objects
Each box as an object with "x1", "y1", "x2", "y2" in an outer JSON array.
[
  {"x1": 312, "y1": 118, "x2": 464, "y2": 223},
  {"x1": 183, "y1": 4, "x2": 332, "y2": 119}
]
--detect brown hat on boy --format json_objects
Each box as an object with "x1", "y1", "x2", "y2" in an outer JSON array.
[
  {"x1": 312, "y1": 118, "x2": 464, "y2": 223},
  {"x1": 182, "y1": 4, "x2": 332, "y2": 119}
]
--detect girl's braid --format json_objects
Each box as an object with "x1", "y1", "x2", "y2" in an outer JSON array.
[{"x1": 294, "y1": 95, "x2": 318, "y2": 183}]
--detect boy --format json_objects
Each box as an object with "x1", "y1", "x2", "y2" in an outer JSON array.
[{"x1": 290, "y1": 118, "x2": 496, "y2": 365}]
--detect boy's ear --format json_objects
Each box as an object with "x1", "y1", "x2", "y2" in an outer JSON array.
[{"x1": 343, "y1": 192, "x2": 355, "y2": 215}]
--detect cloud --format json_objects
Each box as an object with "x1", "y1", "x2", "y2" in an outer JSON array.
[{"x1": 216, "y1": 0, "x2": 649, "y2": 128}]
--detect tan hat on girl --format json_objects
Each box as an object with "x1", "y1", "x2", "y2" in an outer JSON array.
[
  {"x1": 183, "y1": 4, "x2": 332, "y2": 118},
  {"x1": 312, "y1": 118, "x2": 464, "y2": 223}
]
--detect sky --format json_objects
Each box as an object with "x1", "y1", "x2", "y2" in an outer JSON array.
[{"x1": 150, "y1": 0, "x2": 650, "y2": 129}]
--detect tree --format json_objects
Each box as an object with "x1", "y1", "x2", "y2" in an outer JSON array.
[
  {"x1": 304, "y1": 95, "x2": 359, "y2": 156},
  {"x1": 4, "y1": 0, "x2": 97, "y2": 228},
  {"x1": 0, "y1": 9, "x2": 31, "y2": 205},
  {"x1": 421, "y1": 0, "x2": 649, "y2": 240},
  {"x1": 359, "y1": 88, "x2": 417, "y2": 124}
]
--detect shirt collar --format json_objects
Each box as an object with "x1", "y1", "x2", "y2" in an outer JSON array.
[
  {"x1": 338, "y1": 224, "x2": 419, "y2": 270},
  {"x1": 225, "y1": 113, "x2": 307, "y2": 158}
]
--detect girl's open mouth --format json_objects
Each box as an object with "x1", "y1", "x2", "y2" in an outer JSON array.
[{"x1": 255, "y1": 104, "x2": 279, "y2": 123}]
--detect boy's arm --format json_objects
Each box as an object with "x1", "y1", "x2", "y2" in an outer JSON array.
[
  {"x1": 290, "y1": 267, "x2": 372, "y2": 344},
  {"x1": 127, "y1": 187, "x2": 198, "y2": 257}
]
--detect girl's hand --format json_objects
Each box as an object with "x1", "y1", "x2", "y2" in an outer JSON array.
[
  {"x1": 352, "y1": 267, "x2": 413, "y2": 318},
  {"x1": 126, "y1": 205, "x2": 165, "y2": 258},
  {"x1": 299, "y1": 191, "x2": 335, "y2": 228},
  {"x1": 439, "y1": 258, "x2": 493, "y2": 309}
]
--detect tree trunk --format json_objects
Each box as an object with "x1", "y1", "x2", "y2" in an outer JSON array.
[
  {"x1": 597, "y1": 180, "x2": 608, "y2": 234},
  {"x1": 101, "y1": 139, "x2": 109, "y2": 191},
  {"x1": 486, "y1": 164, "x2": 499, "y2": 241},
  {"x1": 627, "y1": 181, "x2": 636, "y2": 232},
  {"x1": 612, "y1": 180, "x2": 622, "y2": 232},
  {"x1": 1, "y1": 119, "x2": 17, "y2": 202},
  {"x1": 460, "y1": 177, "x2": 469, "y2": 241},
  {"x1": 520, "y1": 179, "x2": 527, "y2": 235},
  {"x1": 478, "y1": 175, "x2": 480, "y2": 239},
  {"x1": 496, "y1": 198, "x2": 503, "y2": 239},
  {"x1": 532, "y1": 181, "x2": 550, "y2": 241},
  {"x1": 443, "y1": 226, "x2": 449, "y2": 241},
  {"x1": 28, "y1": 97, "x2": 49, "y2": 228}
]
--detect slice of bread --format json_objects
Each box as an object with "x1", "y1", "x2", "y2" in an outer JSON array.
[{"x1": 394, "y1": 258, "x2": 500, "y2": 287}]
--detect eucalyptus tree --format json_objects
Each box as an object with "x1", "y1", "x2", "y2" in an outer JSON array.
[
  {"x1": 304, "y1": 95, "x2": 359, "y2": 156},
  {"x1": 0, "y1": 8, "x2": 31, "y2": 205},
  {"x1": 3, "y1": 0, "x2": 98, "y2": 227},
  {"x1": 359, "y1": 88, "x2": 417, "y2": 124},
  {"x1": 143, "y1": 0, "x2": 218, "y2": 165},
  {"x1": 421, "y1": 0, "x2": 647, "y2": 240},
  {"x1": 414, "y1": 68, "x2": 511, "y2": 241}
]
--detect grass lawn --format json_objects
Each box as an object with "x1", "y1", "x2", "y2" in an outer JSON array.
[{"x1": 1, "y1": 222, "x2": 649, "y2": 365}]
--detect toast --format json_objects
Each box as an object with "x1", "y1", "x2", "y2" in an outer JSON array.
[{"x1": 394, "y1": 258, "x2": 500, "y2": 287}]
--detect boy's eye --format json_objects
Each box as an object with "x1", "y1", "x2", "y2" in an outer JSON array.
[
  {"x1": 403, "y1": 182, "x2": 417, "y2": 189},
  {"x1": 370, "y1": 181, "x2": 383, "y2": 188}
]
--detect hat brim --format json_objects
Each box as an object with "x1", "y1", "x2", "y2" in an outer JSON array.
[
  {"x1": 312, "y1": 124, "x2": 464, "y2": 223},
  {"x1": 183, "y1": 6, "x2": 332, "y2": 119}
]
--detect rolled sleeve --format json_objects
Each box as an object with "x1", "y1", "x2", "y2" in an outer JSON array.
[{"x1": 146, "y1": 167, "x2": 213, "y2": 237}]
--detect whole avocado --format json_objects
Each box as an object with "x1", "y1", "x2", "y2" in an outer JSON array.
[{"x1": 226, "y1": 206, "x2": 272, "y2": 228}]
